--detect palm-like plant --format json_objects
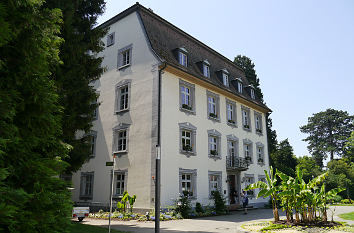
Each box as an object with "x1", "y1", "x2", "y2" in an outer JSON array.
[{"x1": 245, "y1": 166, "x2": 280, "y2": 221}]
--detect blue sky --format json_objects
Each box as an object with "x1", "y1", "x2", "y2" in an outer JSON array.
[{"x1": 97, "y1": 0, "x2": 354, "y2": 158}]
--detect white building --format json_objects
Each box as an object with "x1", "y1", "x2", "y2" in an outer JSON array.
[{"x1": 71, "y1": 3, "x2": 271, "y2": 211}]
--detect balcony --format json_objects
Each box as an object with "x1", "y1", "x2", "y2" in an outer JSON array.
[{"x1": 226, "y1": 156, "x2": 248, "y2": 171}]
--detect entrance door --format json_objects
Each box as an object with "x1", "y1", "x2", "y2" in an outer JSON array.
[{"x1": 228, "y1": 175, "x2": 236, "y2": 204}]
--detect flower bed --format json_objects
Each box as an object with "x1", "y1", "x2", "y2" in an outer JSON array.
[
  {"x1": 241, "y1": 220, "x2": 354, "y2": 233},
  {"x1": 89, "y1": 209, "x2": 182, "y2": 221}
]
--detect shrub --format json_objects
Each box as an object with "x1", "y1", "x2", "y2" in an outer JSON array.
[
  {"x1": 211, "y1": 190, "x2": 227, "y2": 214},
  {"x1": 175, "y1": 191, "x2": 192, "y2": 218},
  {"x1": 341, "y1": 199, "x2": 352, "y2": 204},
  {"x1": 195, "y1": 202, "x2": 204, "y2": 213}
]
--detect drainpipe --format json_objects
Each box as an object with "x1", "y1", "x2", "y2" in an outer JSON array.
[{"x1": 155, "y1": 62, "x2": 166, "y2": 233}]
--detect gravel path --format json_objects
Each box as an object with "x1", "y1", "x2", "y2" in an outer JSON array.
[{"x1": 80, "y1": 206, "x2": 354, "y2": 233}]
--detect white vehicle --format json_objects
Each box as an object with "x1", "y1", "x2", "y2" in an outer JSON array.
[{"x1": 72, "y1": 207, "x2": 89, "y2": 222}]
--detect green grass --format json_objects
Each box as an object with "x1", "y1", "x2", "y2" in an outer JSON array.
[
  {"x1": 339, "y1": 212, "x2": 354, "y2": 221},
  {"x1": 70, "y1": 222, "x2": 126, "y2": 233}
]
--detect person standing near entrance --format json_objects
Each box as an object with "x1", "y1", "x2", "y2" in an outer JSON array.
[{"x1": 241, "y1": 190, "x2": 248, "y2": 214}]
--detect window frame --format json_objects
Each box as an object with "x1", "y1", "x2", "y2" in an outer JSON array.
[
  {"x1": 243, "y1": 139, "x2": 253, "y2": 164},
  {"x1": 250, "y1": 88, "x2": 256, "y2": 99},
  {"x1": 206, "y1": 91, "x2": 220, "y2": 121},
  {"x1": 256, "y1": 142, "x2": 265, "y2": 165},
  {"x1": 179, "y1": 168, "x2": 197, "y2": 198},
  {"x1": 179, "y1": 122, "x2": 197, "y2": 156},
  {"x1": 237, "y1": 79, "x2": 243, "y2": 93},
  {"x1": 86, "y1": 131, "x2": 97, "y2": 158},
  {"x1": 113, "y1": 170, "x2": 128, "y2": 197},
  {"x1": 241, "y1": 106, "x2": 251, "y2": 131},
  {"x1": 179, "y1": 80, "x2": 195, "y2": 114},
  {"x1": 203, "y1": 62, "x2": 210, "y2": 78},
  {"x1": 244, "y1": 174, "x2": 255, "y2": 197},
  {"x1": 115, "y1": 80, "x2": 131, "y2": 114},
  {"x1": 208, "y1": 129, "x2": 221, "y2": 159},
  {"x1": 226, "y1": 99, "x2": 237, "y2": 126},
  {"x1": 223, "y1": 73, "x2": 229, "y2": 87},
  {"x1": 208, "y1": 171, "x2": 222, "y2": 197},
  {"x1": 254, "y1": 111, "x2": 263, "y2": 135},
  {"x1": 118, "y1": 44, "x2": 133, "y2": 69},
  {"x1": 179, "y1": 51, "x2": 188, "y2": 67},
  {"x1": 107, "y1": 32, "x2": 115, "y2": 47},
  {"x1": 112, "y1": 124, "x2": 130, "y2": 155},
  {"x1": 79, "y1": 172, "x2": 94, "y2": 200}
]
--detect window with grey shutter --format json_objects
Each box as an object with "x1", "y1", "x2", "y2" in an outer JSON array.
[
  {"x1": 208, "y1": 129, "x2": 222, "y2": 159},
  {"x1": 86, "y1": 131, "x2": 97, "y2": 158},
  {"x1": 112, "y1": 123, "x2": 130, "y2": 155},
  {"x1": 118, "y1": 44, "x2": 133, "y2": 69},
  {"x1": 179, "y1": 168, "x2": 197, "y2": 198},
  {"x1": 114, "y1": 170, "x2": 128, "y2": 197},
  {"x1": 114, "y1": 80, "x2": 131, "y2": 114},
  {"x1": 241, "y1": 106, "x2": 251, "y2": 131},
  {"x1": 208, "y1": 171, "x2": 222, "y2": 197},
  {"x1": 243, "y1": 139, "x2": 253, "y2": 164},
  {"x1": 226, "y1": 99, "x2": 237, "y2": 126},
  {"x1": 107, "y1": 32, "x2": 115, "y2": 47},
  {"x1": 206, "y1": 91, "x2": 220, "y2": 121},
  {"x1": 179, "y1": 79, "x2": 195, "y2": 114},
  {"x1": 80, "y1": 172, "x2": 94, "y2": 200},
  {"x1": 179, "y1": 122, "x2": 197, "y2": 156},
  {"x1": 254, "y1": 111, "x2": 263, "y2": 134}
]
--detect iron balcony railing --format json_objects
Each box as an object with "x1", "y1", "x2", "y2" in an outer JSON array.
[{"x1": 226, "y1": 156, "x2": 248, "y2": 171}]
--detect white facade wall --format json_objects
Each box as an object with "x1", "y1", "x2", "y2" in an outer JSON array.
[
  {"x1": 160, "y1": 72, "x2": 269, "y2": 207},
  {"x1": 71, "y1": 11, "x2": 160, "y2": 209}
]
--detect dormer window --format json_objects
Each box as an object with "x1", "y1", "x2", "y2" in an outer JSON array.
[
  {"x1": 223, "y1": 73, "x2": 229, "y2": 87},
  {"x1": 237, "y1": 78, "x2": 243, "y2": 93},
  {"x1": 250, "y1": 88, "x2": 255, "y2": 99},
  {"x1": 203, "y1": 60, "x2": 210, "y2": 78},
  {"x1": 178, "y1": 47, "x2": 188, "y2": 67},
  {"x1": 220, "y1": 69, "x2": 229, "y2": 87}
]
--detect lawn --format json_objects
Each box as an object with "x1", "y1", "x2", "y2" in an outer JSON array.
[
  {"x1": 70, "y1": 222, "x2": 126, "y2": 233},
  {"x1": 339, "y1": 211, "x2": 354, "y2": 221}
]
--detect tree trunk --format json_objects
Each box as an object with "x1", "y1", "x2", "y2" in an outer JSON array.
[
  {"x1": 273, "y1": 196, "x2": 280, "y2": 222},
  {"x1": 322, "y1": 207, "x2": 327, "y2": 222},
  {"x1": 295, "y1": 211, "x2": 300, "y2": 223}
]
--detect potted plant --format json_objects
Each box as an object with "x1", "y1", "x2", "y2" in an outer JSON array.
[
  {"x1": 183, "y1": 144, "x2": 193, "y2": 152},
  {"x1": 258, "y1": 158, "x2": 264, "y2": 163},
  {"x1": 228, "y1": 119, "x2": 235, "y2": 124},
  {"x1": 182, "y1": 104, "x2": 192, "y2": 111},
  {"x1": 244, "y1": 124, "x2": 250, "y2": 129},
  {"x1": 256, "y1": 129, "x2": 262, "y2": 133},
  {"x1": 210, "y1": 150, "x2": 218, "y2": 156},
  {"x1": 209, "y1": 113, "x2": 217, "y2": 118}
]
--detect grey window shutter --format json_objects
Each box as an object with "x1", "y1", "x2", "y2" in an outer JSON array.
[
  {"x1": 129, "y1": 48, "x2": 132, "y2": 65},
  {"x1": 114, "y1": 87, "x2": 119, "y2": 113},
  {"x1": 117, "y1": 51, "x2": 122, "y2": 68},
  {"x1": 80, "y1": 173, "x2": 84, "y2": 196},
  {"x1": 112, "y1": 130, "x2": 118, "y2": 153}
]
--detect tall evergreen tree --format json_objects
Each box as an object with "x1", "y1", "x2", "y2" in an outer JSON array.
[
  {"x1": 234, "y1": 55, "x2": 264, "y2": 102},
  {"x1": 234, "y1": 55, "x2": 278, "y2": 160},
  {"x1": 46, "y1": 0, "x2": 107, "y2": 173},
  {"x1": 300, "y1": 108, "x2": 354, "y2": 162},
  {"x1": 270, "y1": 139, "x2": 298, "y2": 177},
  {"x1": 0, "y1": 1, "x2": 72, "y2": 232}
]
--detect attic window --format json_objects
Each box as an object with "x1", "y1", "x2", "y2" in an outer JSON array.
[
  {"x1": 107, "y1": 32, "x2": 115, "y2": 47},
  {"x1": 203, "y1": 60, "x2": 210, "y2": 77},
  {"x1": 223, "y1": 73, "x2": 229, "y2": 87},
  {"x1": 250, "y1": 88, "x2": 255, "y2": 99},
  {"x1": 178, "y1": 48, "x2": 188, "y2": 67},
  {"x1": 237, "y1": 78, "x2": 243, "y2": 93},
  {"x1": 221, "y1": 69, "x2": 229, "y2": 87}
]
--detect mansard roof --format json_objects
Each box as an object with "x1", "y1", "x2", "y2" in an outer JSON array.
[{"x1": 99, "y1": 3, "x2": 271, "y2": 112}]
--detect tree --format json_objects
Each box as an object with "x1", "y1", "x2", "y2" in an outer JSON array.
[
  {"x1": 46, "y1": 0, "x2": 107, "y2": 173},
  {"x1": 0, "y1": 0, "x2": 72, "y2": 232},
  {"x1": 300, "y1": 108, "x2": 354, "y2": 162},
  {"x1": 326, "y1": 159, "x2": 354, "y2": 200},
  {"x1": 266, "y1": 114, "x2": 278, "y2": 156},
  {"x1": 296, "y1": 156, "x2": 322, "y2": 183},
  {"x1": 344, "y1": 131, "x2": 354, "y2": 162},
  {"x1": 233, "y1": 56, "x2": 278, "y2": 162},
  {"x1": 233, "y1": 55, "x2": 264, "y2": 102},
  {"x1": 270, "y1": 139, "x2": 297, "y2": 177}
]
